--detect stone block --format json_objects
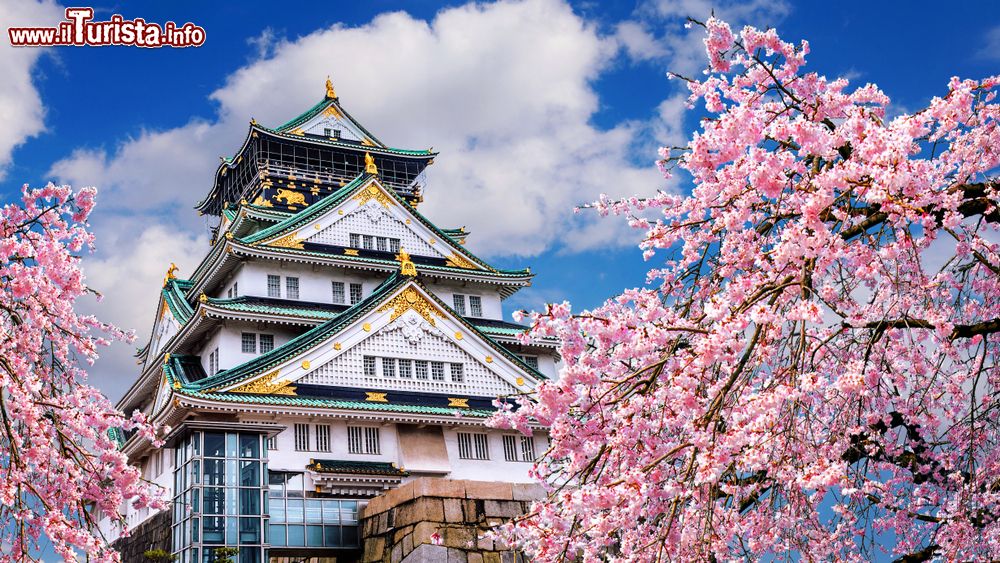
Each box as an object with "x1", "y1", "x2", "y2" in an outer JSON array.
[
  {"x1": 363, "y1": 495, "x2": 386, "y2": 517},
  {"x1": 484, "y1": 500, "x2": 524, "y2": 519},
  {"x1": 477, "y1": 535, "x2": 494, "y2": 551},
  {"x1": 483, "y1": 553, "x2": 502, "y2": 563},
  {"x1": 500, "y1": 552, "x2": 518, "y2": 563},
  {"x1": 410, "y1": 521, "x2": 440, "y2": 546},
  {"x1": 383, "y1": 481, "x2": 416, "y2": 510},
  {"x1": 441, "y1": 524, "x2": 477, "y2": 549},
  {"x1": 396, "y1": 497, "x2": 445, "y2": 527},
  {"x1": 465, "y1": 481, "x2": 513, "y2": 500},
  {"x1": 363, "y1": 535, "x2": 386, "y2": 563},
  {"x1": 444, "y1": 499, "x2": 464, "y2": 522},
  {"x1": 402, "y1": 533, "x2": 414, "y2": 557},
  {"x1": 391, "y1": 542, "x2": 403, "y2": 563},
  {"x1": 469, "y1": 554, "x2": 484, "y2": 563},
  {"x1": 463, "y1": 499, "x2": 483, "y2": 521},
  {"x1": 447, "y1": 547, "x2": 468, "y2": 562},
  {"x1": 512, "y1": 482, "x2": 546, "y2": 501},
  {"x1": 402, "y1": 544, "x2": 448, "y2": 563},
  {"x1": 412, "y1": 477, "x2": 467, "y2": 499}
]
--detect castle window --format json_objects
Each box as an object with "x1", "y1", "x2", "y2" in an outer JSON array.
[
  {"x1": 382, "y1": 357, "x2": 396, "y2": 377},
  {"x1": 208, "y1": 347, "x2": 219, "y2": 376},
  {"x1": 349, "y1": 283, "x2": 363, "y2": 304},
  {"x1": 363, "y1": 356, "x2": 377, "y2": 377},
  {"x1": 503, "y1": 435, "x2": 536, "y2": 462},
  {"x1": 521, "y1": 355, "x2": 539, "y2": 370},
  {"x1": 450, "y1": 363, "x2": 464, "y2": 383},
  {"x1": 376, "y1": 237, "x2": 387, "y2": 252},
  {"x1": 469, "y1": 296, "x2": 483, "y2": 317},
  {"x1": 349, "y1": 233, "x2": 360, "y2": 248},
  {"x1": 294, "y1": 424, "x2": 310, "y2": 451},
  {"x1": 458, "y1": 432, "x2": 490, "y2": 460},
  {"x1": 241, "y1": 333, "x2": 257, "y2": 354},
  {"x1": 323, "y1": 128, "x2": 331, "y2": 136},
  {"x1": 260, "y1": 334, "x2": 275, "y2": 354},
  {"x1": 332, "y1": 281, "x2": 345, "y2": 304},
  {"x1": 362, "y1": 235, "x2": 374, "y2": 250},
  {"x1": 286, "y1": 277, "x2": 300, "y2": 300},
  {"x1": 333, "y1": 129, "x2": 341, "y2": 139},
  {"x1": 414, "y1": 360, "x2": 428, "y2": 380},
  {"x1": 348, "y1": 426, "x2": 380, "y2": 455},
  {"x1": 431, "y1": 361, "x2": 445, "y2": 381},
  {"x1": 267, "y1": 275, "x2": 281, "y2": 298},
  {"x1": 233, "y1": 282, "x2": 238, "y2": 297},
  {"x1": 267, "y1": 435, "x2": 277, "y2": 451},
  {"x1": 452, "y1": 294, "x2": 466, "y2": 316},
  {"x1": 315, "y1": 425, "x2": 331, "y2": 453},
  {"x1": 398, "y1": 359, "x2": 412, "y2": 378},
  {"x1": 389, "y1": 238, "x2": 400, "y2": 253}
]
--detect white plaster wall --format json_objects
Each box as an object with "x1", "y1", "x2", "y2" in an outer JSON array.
[
  {"x1": 199, "y1": 321, "x2": 300, "y2": 373},
  {"x1": 221, "y1": 261, "x2": 384, "y2": 305}
]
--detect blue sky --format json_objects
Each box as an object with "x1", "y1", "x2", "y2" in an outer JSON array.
[{"x1": 1, "y1": 0, "x2": 998, "y2": 404}]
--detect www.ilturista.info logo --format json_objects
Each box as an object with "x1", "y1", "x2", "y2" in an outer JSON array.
[{"x1": 8, "y1": 7, "x2": 205, "y2": 47}]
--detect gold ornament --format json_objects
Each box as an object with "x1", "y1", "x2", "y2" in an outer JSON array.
[
  {"x1": 377, "y1": 287, "x2": 441, "y2": 325},
  {"x1": 447, "y1": 398, "x2": 469, "y2": 408},
  {"x1": 365, "y1": 392, "x2": 388, "y2": 403},
  {"x1": 228, "y1": 370, "x2": 296, "y2": 395},
  {"x1": 325, "y1": 76, "x2": 337, "y2": 99},
  {"x1": 364, "y1": 152, "x2": 378, "y2": 175},
  {"x1": 396, "y1": 249, "x2": 417, "y2": 277}
]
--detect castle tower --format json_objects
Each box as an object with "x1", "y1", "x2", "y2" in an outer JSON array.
[{"x1": 108, "y1": 80, "x2": 555, "y2": 563}]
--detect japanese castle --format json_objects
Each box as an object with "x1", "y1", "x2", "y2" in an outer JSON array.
[{"x1": 108, "y1": 79, "x2": 555, "y2": 563}]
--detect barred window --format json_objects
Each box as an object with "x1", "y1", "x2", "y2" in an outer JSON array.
[
  {"x1": 233, "y1": 282, "x2": 238, "y2": 297},
  {"x1": 350, "y1": 283, "x2": 363, "y2": 304},
  {"x1": 364, "y1": 356, "x2": 377, "y2": 377},
  {"x1": 260, "y1": 334, "x2": 275, "y2": 353},
  {"x1": 458, "y1": 433, "x2": 490, "y2": 460},
  {"x1": 503, "y1": 435, "x2": 536, "y2": 462},
  {"x1": 241, "y1": 333, "x2": 256, "y2": 354},
  {"x1": 362, "y1": 235, "x2": 374, "y2": 250},
  {"x1": 332, "y1": 281, "x2": 345, "y2": 304},
  {"x1": 207, "y1": 348, "x2": 219, "y2": 376},
  {"x1": 382, "y1": 357, "x2": 396, "y2": 377},
  {"x1": 294, "y1": 424, "x2": 310, "y2": 451},
  {"x1": 414, "y1": 360, "x2": 428, "y2": 380},
  {"x1": 286, "y1": 277, "x2": 300, "y2": 300},
  {"x1": 349, "y1": 233, "x2": 360, "y2": 248},
  {"x1": 267, "y1": 435, "x2": 277, "y2": 451},
  {"x1": 431, "y1": 362, "x2": 445, "y2": 381},
  {"x1": 227, "y1": 287, "x2": 233, "y2": 298},
  {"x1": 450, "y1": 363, "x2": 464, "y2": 383},
  {"x1": 452, "y1": 294, "x2": 466, "y2": 315},
  {"x1": 315, "y1": 425, "x2": 332, "y2": 453},
  {"x1": 398, "y1": 359, "x2": 412, "y2": 378},
  {"x1": 348, "y1": 426, "x2": 380, "y2": 455},
  {"x1": 469, "y1": 295, "x2": 483, "y2": 317},
  {"x1": 376, "y1": 237, "x2": 387, "y2": 252},
  {"x1": 521, "y1": 355, "x2": 539, "y2": 370},
  {"x1": 389, "y1": 238, "x2": 400, "y2": 253},
  {"x1": 267, "y1": 274, "x2": 281, "y2": 298}
]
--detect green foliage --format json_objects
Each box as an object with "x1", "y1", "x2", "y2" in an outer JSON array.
[
  {"x1": 212, "y1": 547, "x2": 240, "y2": 563},
  {"x1": 142, "y1": 549, "x2": 178, "y2": 562}
]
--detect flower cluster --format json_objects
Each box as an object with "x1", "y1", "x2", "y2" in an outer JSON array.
[
  {"x1": 0, "y1": 184, "x2": 164, "y2": 561},
  {"x1": 491, "y1": 18, "x2": 1000, "y2": 562}
]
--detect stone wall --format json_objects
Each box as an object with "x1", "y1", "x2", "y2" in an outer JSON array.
[
  {"x1": 114, "y1": 509, "x2": 171, "y2": 562},
  {"x1": 360, "y1": 478, "x2": 544, "y2": 563}
]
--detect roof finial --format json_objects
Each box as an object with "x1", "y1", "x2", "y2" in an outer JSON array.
[
  {"x1": 163, "y1": 263, "x2": 179, "y2": 287},
  {"x1": 364, "y1": 152, "x2": 378, "y2": 175},
  {"x1": 325, "y1": 76, "x2": 337, "y2": 99},
  {"x1": 396, "y1": 249, "x2": 417, "y2": 277}
]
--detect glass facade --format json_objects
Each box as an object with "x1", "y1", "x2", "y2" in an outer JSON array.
[
  {"x1": 267, "y1": 472, "x2": 363, "y2": 549},
  {"x1": 173, "y1": 431, "x2": 267, "y2": 563},
  {"x1": 172, "y1": 431, "x2": 364, "y2": 561}
]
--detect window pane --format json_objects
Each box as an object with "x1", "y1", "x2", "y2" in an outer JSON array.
[
  {"x1": 469, "y1": 295, "x2": 482, "y2": 317},
  {"x1": 271, "y1": 499, "x2": 285, "y2": 522},
  {"x1": 287, "y1": 525, "x2": 305, "y2": 546},
  {"x1": 364, "y1": 356, "x2": 377, "y2": 377},
  {"x1": 398, "y1": 359, "x2": 412, "y2": 378},
  {"x1": 322, "y1": 500, "x2": 340, "y2": 524},
  {"x1": 450, "y1": 363, "x2": 464, "y2": 383},
  {"x1": 286, "y1": 277, "x2": 300, "y2": 300},
  {"x1": 452, "y1": 294, "x2": 466, "y2": 315},
  {"x1": 269, "y1": 524, "x2": 286, "y2": 547},
  {"x1": 324, "y1": 524, "x2": 341, "y2": 547},
  {"x1": 239, "y1": 435, "x2": 260, "y2": 459},
  {"x1": 415, "y1": 361, "x2": 428, "y2": 380},
  {"x1": 241, "y1": 333, "x2": 256, "y2": 354},
  {"x1": 202, "y1": 516, "x2": 224, "y2": 544},
  {"x1": 267, "y1": 274, "x2": 281, "y2": 298},
  {"x1": 307, "y1": 525, "x2": 324, "y2": 546},
  {"x1": 349, "y1": 233, "x2": 360, "y2": 247},
  {"x1": 431, "y1": 362, "x2": 445, "y2": 381},
  {"x1": 332, "y1": 281, "x2": 345, "y2": 304},
  {"x1": 203, "y1": 487, "x2": 224, "y2": 514},
  {"x1": 382, "y1": 357, "x2": 395, "y2": 377},
  {"x1": 204, "y1": 433, "x2": 225, "y2": 458},
  {"x1": 350, "y1": 283, "x2": 363, "y2": 304},
  {"x1": 239, "y1": 517, "x2": 260, "y2": 543},
  {"x1": 259, "y1": 334, "x2": 274, "y2": 353},
  {"x1": 389, "y1": 238, "x2": 400, "y2": 253},
  {"x1": 306, "y1": 500, "x2": 323, "y2": 523},
  {"x1": 240, "y1": 489, "x2": 260, "y2": 515},
  {"x1": 287, "y1": 499, "x2": 304, "y2": 523}
]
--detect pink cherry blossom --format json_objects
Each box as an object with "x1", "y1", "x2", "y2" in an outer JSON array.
[
  {"x1": 491, "y1": 18, "x2": 1000, "y2": 562},
  {"x1": 0, "y1": 184, "x2": 163, "y2": 561}
]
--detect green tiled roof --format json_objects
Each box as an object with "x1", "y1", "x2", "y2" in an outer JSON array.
[
  {"x1": 307, "y1": 459, "x2": 408, "y2": 476},
  {"x1": 181, "y1": 391, "x2": 494, "y2": 417},
  {"x1": 240, "y1": 173, "x2": 528, "y2": 277},
  {"x1": 206, "y1": 297, "x2": 345, "y2": 321},
  {"x1": 275, "y1": 97, "x2": 386, "y2": 148}
]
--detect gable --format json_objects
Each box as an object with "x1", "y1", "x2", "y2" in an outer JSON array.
[
  {"x1": 147, "y1": 301, "x2": 181, "y2": 368},
  {"x1": 299, "y1": 309, "x2": 518, "y2": 396},
  {"x1": 151, "y1": 374, "x2": 174, "y2": 415},
  {"x1": 218, "y1": 282, "x2": 536, "y2": 397},
  {"x1": 260, "y1": 178, "x2": 483, "y2": 268},
  {"x1": 293, "y1": 105, "x2": 373, "y2": 144}
]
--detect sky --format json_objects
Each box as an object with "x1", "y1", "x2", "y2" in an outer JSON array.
[{"x1": 0, "y1": 0, "x2": 998, "y2": 405}]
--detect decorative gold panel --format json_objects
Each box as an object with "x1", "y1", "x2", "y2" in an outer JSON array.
[
  {"x1": 377, "y1": 287, "x2": 442, "y2": 325},
  {"x1": 447, "y1": 398, "x2": 469, "y2": 408},
  {"x1": 228, "y1": 370, "x2": 296, "y2": 396},
  {"x1": 445, "y1": 252, "x2": 477, "y2": 270},
  {"x1": 354, "y1": 184, "x2": 393, "y2": 207},
  {"x1": 270, "y1": 232, "x2": 304, "y2": 250},
  {"x1": 365, "y1": 392, "x2": 388, "y2": 403}
]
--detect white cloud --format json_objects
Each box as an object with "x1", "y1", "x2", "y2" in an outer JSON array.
[
  {"x1": 615, "y1": 21, "x2": 668, "y2": 62},
  {"x1": 0, "y1": 0, "x2": 64, "y2": 179}
]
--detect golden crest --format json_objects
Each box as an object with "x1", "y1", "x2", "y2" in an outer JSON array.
[
  {"x1": 377, "y1": 287, "x2": 441, "y2": 325},
  {"x1": 365, "y1": 392, "x2": 388, "y2": 403},
  {"x1": 228, "y1": 370, "x2": 296, "y2": 396},
  {"x1": 447, "y1": 398, "x2": 469, "y2": 408},
  {"x1": 354, "y1": 183, "x2": 393, "y2": 207},
  {"x1": 445, "y1": 252, "x2": 477, "y2": 270},
  {"x1": 270, "y1": 232, "x2": 304, "y2": 250}
]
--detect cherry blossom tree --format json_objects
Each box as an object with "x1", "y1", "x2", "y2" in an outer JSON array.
[
  {"x1": 492, "y1": 18, "x2": 1000, "y2": 562},
  {"x1": 0, "y1": 184, "x2": 163, "y2": 561}
]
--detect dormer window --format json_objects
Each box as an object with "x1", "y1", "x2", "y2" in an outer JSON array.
[
  {"x1": 333, "y1": 129, "x2": 341, "y2": 139},
  {"x1": 323, "y1": 128, "x2": 332, "y2": 136}
]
